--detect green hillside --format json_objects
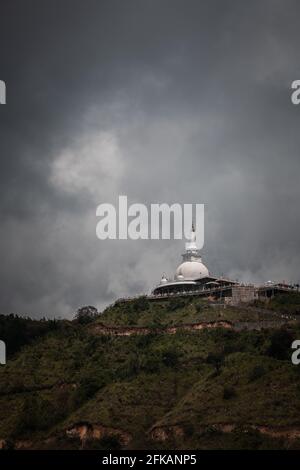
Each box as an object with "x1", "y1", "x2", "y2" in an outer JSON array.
[{"x1": 1, "y1": 294, "x2": 300, "y2": 450}]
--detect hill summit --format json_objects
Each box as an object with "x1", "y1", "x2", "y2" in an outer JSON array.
[{"x1": 1, "y1": 293, "x2": 300, "y2": 450}]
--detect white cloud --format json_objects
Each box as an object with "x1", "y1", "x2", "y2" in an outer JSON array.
[{"x1": 50, "y1": 131, "x2": 124, "y2": 200}]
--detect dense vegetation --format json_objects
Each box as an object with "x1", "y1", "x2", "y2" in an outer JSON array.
[
  {"x1": 0, "y1": 294, "x2": 300, "y2": 450},
  {"x1": 0, "y1": 314, "x2": 67, "y2": 357},
  {"x1": 255, "y1": 293, "x2": 300, "y2": 315}
]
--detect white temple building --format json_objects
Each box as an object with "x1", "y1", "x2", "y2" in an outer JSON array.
[{"x1": 152, "y1": 224, "x2": 237, "y2": 296}]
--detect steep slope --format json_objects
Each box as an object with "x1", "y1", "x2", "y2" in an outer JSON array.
[{"x1": 0, "y1": 295, "x2": 300, "y2": 449}]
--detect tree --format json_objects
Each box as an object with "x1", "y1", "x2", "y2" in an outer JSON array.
[
  {"x1": 267, "y1": 328, "x2": 294, "y2": 360},
  {"x1": 206, "y1": 352, "x2": 224, "y2": 374},
  {"x1": 75, "y1": 306, "x2": 98, "y2": 324}
]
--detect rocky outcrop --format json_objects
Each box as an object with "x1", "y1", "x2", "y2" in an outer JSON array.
[
  {"x1": 90, "y1": 320, "x2": 233, "y2": 337},
  {"x1": 65, "y1": 422, "x2": 132, "y2": 447},
  {"x1": 150, "y1": 422, "x2": 300, "y2": 442},
  {"x1": 0, "y1": 439, "x2": 8, "y2": 450},
  {"x1": 14, "y1": 440, "x2": 34, "y2": 449},
  {"x1": 150, "y1": 425, "x2": 185, "y2": 441},
  {"x1": 90, "y1": 317, "x2": 294, "y2": 336}
]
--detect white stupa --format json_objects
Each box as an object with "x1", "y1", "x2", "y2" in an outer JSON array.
[
  {"x1": 152, "y1": 224, "x2": 213, "y2": 295},
  {"x1": 175, "y1": 223, "x2": 209, "y2": 281},
  {"x1": 152, "y1": 224, "x2": 238, "y2": 296}
]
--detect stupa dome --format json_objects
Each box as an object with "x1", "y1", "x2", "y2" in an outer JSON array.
[{"x1": 175, "y1": 260, "x2": 209, "y2": 280}]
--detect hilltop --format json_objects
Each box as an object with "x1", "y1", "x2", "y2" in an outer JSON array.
[{"x1": 1, "y1": 293, "x2": 300, "y2": 450}]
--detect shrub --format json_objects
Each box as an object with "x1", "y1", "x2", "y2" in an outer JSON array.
[
  {"x1": 73, "y1": 375, "x2": 102, "y2": 405},
  {"x1": 266, "y1": 329, "x2": 294, "y2": 360},
  {"x1": 140, "y1": 354, "x2": 161, "y2": 373},
  {"x1": 206, "y1": 352, "x2": 224, "y2": 373},
  {"x1": 168, "y1": 298, "x2": 186, "y2": 311},
  {"x1": 248, "y1": 365, "x2": 266, "y2": 382},
  {"x1": 196, "y1": 300, "x2": 211, "y2": 312},
  {"x1": 135, "y1": 334, "x2": 155, "y2": 349},
  {"x1": 269, "y1": 293, "x2": 300, "y2": 314},
  {"x1": 223, "y1": 386, "x2": 236, "y2": 400},
  {"x1": 117, "y1": 353, "x2": 139, "y2": 379},
  {"x1": 132, "y1": 296, "x2": 149, "y2": 312},
  {"x1": 15, "y1": 396, "x2": 65, "y2": 435},
  {"x1": 162, "y1": 349, "x2": 180, "y2": 368}
]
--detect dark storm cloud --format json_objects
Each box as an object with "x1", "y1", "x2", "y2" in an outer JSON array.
[{"x1": 0, "y1": 0, "x2": 300, "y2": 317}]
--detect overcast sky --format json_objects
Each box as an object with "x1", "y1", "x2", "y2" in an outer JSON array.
[{"x1": 0, "y1": 0, "x2": 300, "y2": 318}]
